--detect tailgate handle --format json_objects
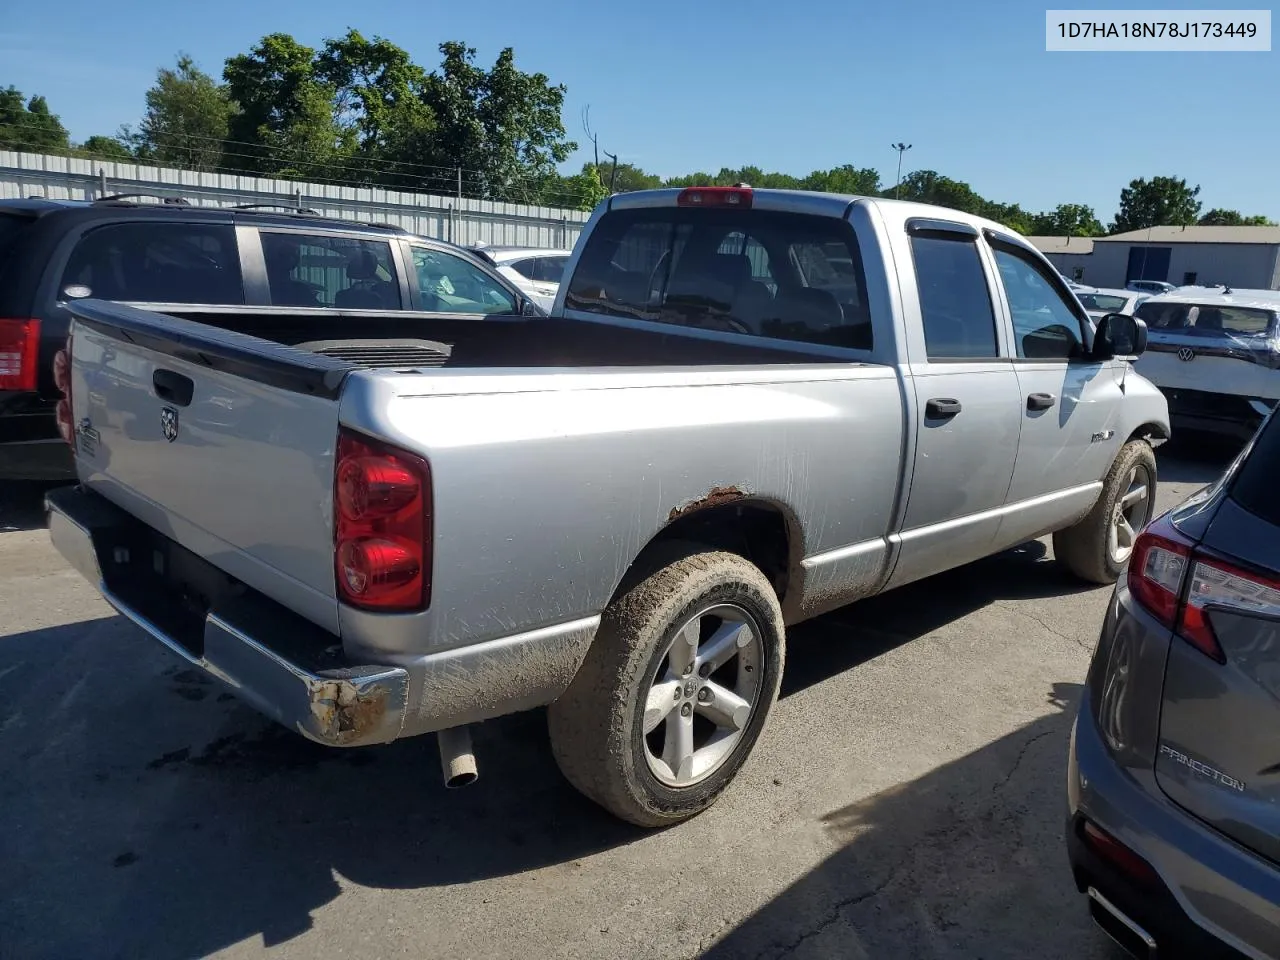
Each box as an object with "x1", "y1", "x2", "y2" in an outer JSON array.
[{"x1": 153, "y1": 369, "x2": 194, "y2": 407}]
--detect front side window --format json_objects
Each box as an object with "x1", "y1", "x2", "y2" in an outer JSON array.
[
  {"x1": 992, "y1": 246, "x2": 1088, "y2": 360},
  {"x1": 908, "y1": 233, "x2": 998, "y2": 360},
  {"x1": 260, "y1": 232, "x2": 400, "y2": 309},
  {"x1": 411, "y1": 247, "x2": 515, "y2": 314},
  {"x1": 564, "y1": 208, "x2": 871, "y2": 349},
  {"x1": 60, "y1": 221, "x2": 243, "y2": 304},
  {"x1": 535, "y1": 256, "x2": 569, "y2": 284}
]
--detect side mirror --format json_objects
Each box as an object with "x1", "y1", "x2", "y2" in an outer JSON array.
[
  {"x1": 1093, "y1": 313, "x2": 1147, "y2": 360},
  {"x1": 519, "y1": 297, "x2": 545, "y2": 317}
]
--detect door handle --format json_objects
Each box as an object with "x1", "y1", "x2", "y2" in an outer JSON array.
[
  {"x1": 925, "y1": 398, "x2": 962, "y2": 419},
  {"x1": 153, "y1": 368, "x2": 194, "y2": 407},
  {"x1": 1027, "y1": 392, "x2": 1057, "y2": 412}
]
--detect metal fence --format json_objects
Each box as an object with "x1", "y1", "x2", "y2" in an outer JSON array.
[{"x1": 0, "y1": 151, "x2": 592, "y2": 250}]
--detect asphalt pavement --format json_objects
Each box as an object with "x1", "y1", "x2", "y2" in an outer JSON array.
[{"x1": 0, "y1": 440, "x2": 1234, "y2": 960}]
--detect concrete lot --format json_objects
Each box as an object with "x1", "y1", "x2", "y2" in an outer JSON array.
[{"x1": 0, "y1": 442, "x2": 1231, "y2": 960}]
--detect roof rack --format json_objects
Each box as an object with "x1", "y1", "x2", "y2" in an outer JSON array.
[
  {"x1": 230, "y1": 202, "x2": 321, "y2": 216},
  {"x1": 94, "y1": 193, "x2": 192, "y2": 206}
]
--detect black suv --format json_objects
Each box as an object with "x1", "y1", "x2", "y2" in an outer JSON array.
[{"x1": 0, "y1": 195, "x2": 543, "y2": 481}]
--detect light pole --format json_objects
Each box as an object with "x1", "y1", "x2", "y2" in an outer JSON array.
[{"x1": 891, "y1": 143, "x2": 912, "y2": 199}]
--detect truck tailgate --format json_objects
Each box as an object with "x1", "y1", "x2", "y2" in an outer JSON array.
[{"x1": 66, "y1": 300, "x2": 351, "y2": 633}]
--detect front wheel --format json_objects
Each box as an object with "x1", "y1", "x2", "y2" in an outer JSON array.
[
  {"x1": 547, "y1": 547, "x2": 785, "y2": 828},
  {"x1": 1053, "y1": 439, "x2": 1158, "y2": 584}
]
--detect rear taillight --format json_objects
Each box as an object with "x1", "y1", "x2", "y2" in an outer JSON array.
[
  {"x1": 676, "y1": 186, "x2": 753, "y2": 208},
  {"x1": 53, "y1": 335, "x2": 73, "y2": 446},
  {"x1": 1128, "y1": 511, "x2": 1280, "y2": 664},
  {"x1": 1127, "y1": 515, "x2": 1191, "y2": 630},
  {"x1": 333, "y1": 428, "x2": 431, "y2": 612},
  {"x1": 1079, "y1": 818, "x2": 1159, "y2": 886},
  {"x1": 0, "y1": 318, "x2": 40, "y2": 391},
  {"x1": 1180, "y1": 555, "x2": 1280, "y2": 664}
]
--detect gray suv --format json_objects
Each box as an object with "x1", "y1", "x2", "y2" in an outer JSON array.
[{"x1": 1068, "y1": 407, "x2": 1280, "y2": 958}]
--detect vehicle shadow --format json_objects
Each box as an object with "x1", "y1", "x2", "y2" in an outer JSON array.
[
  {"x1": 1, "y1": 529, "x2": 1123, "y2": 959},
  {"x1": 704, "y1": 683, "x2": 1125, "y2": 960},
  {"x1": 0, "y1": 480, "x2": 64, "y2": 532}
]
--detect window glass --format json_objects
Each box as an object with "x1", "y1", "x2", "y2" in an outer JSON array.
[
  {"x1": 260, "y1": 232, "x2": 399, "y2": 309},
  {"x1": 59, "y1": 222, "x2": 243, "y2": 304},
  {"x1": 993, "y1": 246, "x2": 1087, "y2": 360},
  {"x1": 536, "y1": 256, "x2": 568, "y2": 284},
  {"x1": 1231, "y1": 410, "x2": 1280, "y2": 526},
  {"x1": 411, "y1": 246, "x2": 515, "y2": 314},
  {"x1": 909, "y1": 234, "x2": 998, "y2": 359},
  {"x1": 1077, "y1": 293, "x2": 1129, "y2": 313},
  {"x1": 1135, "y1": 301, "x2": 1276, "y2": 337},
  {"x1": 507, "y1": 258, "x2": 538, "y2": 281},
  {"x1": 564, "y1": 208, "x2": 871, "y2": 349}
]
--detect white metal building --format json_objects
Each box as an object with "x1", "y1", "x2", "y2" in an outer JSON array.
[{"x1": 1030, "y1": 226, "x2": 1280, "y2": 291}]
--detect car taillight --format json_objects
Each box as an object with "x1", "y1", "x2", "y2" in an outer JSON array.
[
  {"x1": 1127, "y1": 515, "x2": 1191, "y2": 630},
  {"x1": 333, "y1": 428, "x2": 431, "y2": 612},
  {"x1": 1128, "y1": 511, "x2": 1280, "y2": 664},
  {"x1": 0, "y1": 318, "x2": 40, "y2": 391},
  {"x1": 53, "y1": 334, "x2": 73, "y2": 447},
  {"x1": 676, "y1": 186, "x2": 753, "y2": 208},
  {"x1": 1179, "y1": 555, "x2": 1280, "y2": 664}
]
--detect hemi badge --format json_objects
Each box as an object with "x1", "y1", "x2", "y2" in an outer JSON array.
[{"x1": 1091, "y1": 430, "x2": 1115, "y2": 443}]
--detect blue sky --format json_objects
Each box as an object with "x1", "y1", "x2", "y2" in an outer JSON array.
[{"x1": 3, "y1": 0, "x2": 1277, "y2": 222}]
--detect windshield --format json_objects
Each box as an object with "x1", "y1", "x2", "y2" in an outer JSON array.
[
  {"x1": 1076, "y1": 293, "x2": 1129, "y2": 313},
  {"x1": 1136, "y1": 301, "x2": 1276, "y2": 337}
]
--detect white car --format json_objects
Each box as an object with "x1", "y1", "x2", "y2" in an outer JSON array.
[{"x1": 469, "y1": 245, "x2": 573, "y2": 312}]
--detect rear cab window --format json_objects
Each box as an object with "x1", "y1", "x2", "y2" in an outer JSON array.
[
  {"x1": 59, "y1": 221, "x2": 244, "y2": 305},
  {"x1": 564, "y1": 207, "x2": 872, "y2": 350}
]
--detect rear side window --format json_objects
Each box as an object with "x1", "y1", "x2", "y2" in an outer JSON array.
[
  {"x1": 535, "y1": 256, "x2": 568, "y2": 284},
  {"x1": 909, "y1": 233, "x2": 998, "y2": 359},
  {"x1": 0, "y1": 213, "x2": 32, "y2": 272},
  {"x1": 1231, "y1": 412, "x2": 1280, "y2": 526},
  {"x1": 59, "y1": 222, "x2": 243, "y2": 304},
  {"x1": 564, "y1": 208, "x2": 872, "y2": 350},
  {"x1": 261, "y1": 232, "x2": 401, "y2": 309}
]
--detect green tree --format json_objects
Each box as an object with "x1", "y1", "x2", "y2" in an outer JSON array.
[
  {"x1": 802, "y1": 164, "x2": 881, "y2": 196},
  {"x1": 1197, "y1": 208, "x2": 1275, "y2": 227},
  {"x1": 314, "y1": 30, "x2": 435, "y2": 178},
  {"x1": 556, "y1": 164, "x2": 610, "y2": 210},
  {"x1": 890, "y1": 170, "x2": 984, "y2": 213},
  {"x1": 78, "y1": 135, "x2": 134, "y2": 160},
  {"x1": 1030, "y1": 203, "x2": 1104, "y2": 236},
  {"x1": 224, "y1": 34, "x2": 354, "y2": 179},
  {"x1": 0, "y1": 87, "x2": 70, "y2": 153},
  {"x1": 413, "y1": 42, "x2": 576, "y2": 200},
  {"x1": 586, "y1": 161, "x2": 661, "y2": 194},
  {"x1": 132, "y1": 55, "x2": 233, "y2": 170},
  {"x1": 1112, "y1": 175, "x2": 1201, "y2": 232}
]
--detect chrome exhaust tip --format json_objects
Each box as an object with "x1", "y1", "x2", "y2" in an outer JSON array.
[
  {"x1": 1088, "y1": 887, "x2": 1158, "y2": 958},
  {"x1": 437, "y1": 725, "x2": 478, "y2": 788}
]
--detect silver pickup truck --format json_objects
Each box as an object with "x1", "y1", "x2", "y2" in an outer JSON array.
[{"x1": 46, "y1": 186, "x2": 1169, "y2": 827}]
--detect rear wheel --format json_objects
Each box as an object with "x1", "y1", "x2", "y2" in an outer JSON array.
[
  {"x1": 547, "y1": 547, "x2": 785, "y2": 828},
  {"x1": 1054, "y1": 440, "x2": 1157, "y2": 584}
]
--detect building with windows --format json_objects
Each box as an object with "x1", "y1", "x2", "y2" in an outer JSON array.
[{"x1": 1029, "y1": 226, "x2": 1280, "y2": 290}]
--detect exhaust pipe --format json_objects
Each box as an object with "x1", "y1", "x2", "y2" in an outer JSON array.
[{"x1": 437, "y1": 725, "x2": 478, "y2": 788}]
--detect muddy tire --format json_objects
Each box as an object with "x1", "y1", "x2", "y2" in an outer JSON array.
[
  {"x1": 547, "y1": 546, "x2": 785, "y2": 828},
  {"x1": 1053, "y1": 439, "x2": 1158, "y2": 585}
]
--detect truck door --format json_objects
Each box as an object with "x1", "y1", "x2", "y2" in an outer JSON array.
[
  {"x1": 885, "y1": 219, "x2": 1022, "y2": 590},
  {"x1": 985, "y1": 234, "x2": 1125, "y2": 551}
]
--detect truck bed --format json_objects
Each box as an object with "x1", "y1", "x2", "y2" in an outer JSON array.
[{"x1": 141, "y1": 305, "x2": 837, "y2": 370}]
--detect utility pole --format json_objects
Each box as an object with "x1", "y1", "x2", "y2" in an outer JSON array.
[{"x1": 891, "y1": 143, "x2": 913, "y2": 200}]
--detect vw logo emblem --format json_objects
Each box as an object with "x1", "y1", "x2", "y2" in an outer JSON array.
[
  {"x1": 1177, "y1": 347, "x2": 1196, "y2": 362},
  {"x1": 160, "y1": 406, "x2": 179, "y2": 442}
]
